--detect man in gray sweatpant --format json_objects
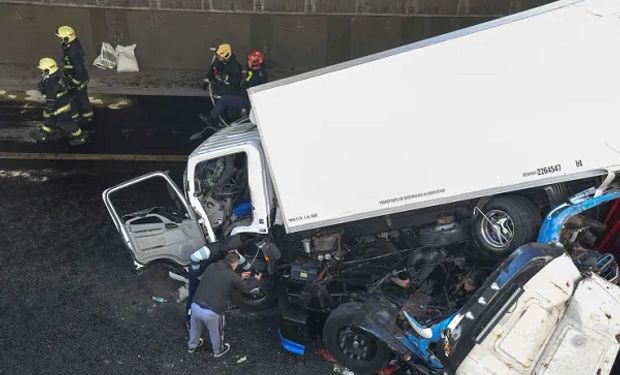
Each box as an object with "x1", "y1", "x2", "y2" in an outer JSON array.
[{"x1": 187, "y1": 251, "x2": 261, "y2": 357}]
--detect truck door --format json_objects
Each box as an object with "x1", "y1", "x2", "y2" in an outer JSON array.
[{"x1": 102, "y1": 171, "x2": 206, "y2": 267}]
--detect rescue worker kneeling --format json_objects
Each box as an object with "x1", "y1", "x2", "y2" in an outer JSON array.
[
  {"x1": 187, "y1": 251, "x2": 261, "y2": 357},
  {"x1": 35, "y1": 58, "x2": 85, "y2": 146},
  {"x1": 56, "y1": 26, "x2": 94, "y2": 122}
]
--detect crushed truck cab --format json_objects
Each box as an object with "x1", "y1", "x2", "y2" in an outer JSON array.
[{"x1": 450, "y1": 246, "x2": 620, "y2": 375}]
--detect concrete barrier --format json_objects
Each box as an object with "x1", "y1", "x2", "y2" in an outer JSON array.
[{"x1": 0, "y1": 1, "x2": 551, "y2": 94}]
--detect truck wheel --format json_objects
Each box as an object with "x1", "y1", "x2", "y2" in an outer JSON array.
[
  {"x1": 231, "y1": 277, "x2": 277, "y2": 312},
  {"x1": 473, "y1": 195, "x2": 541, "y2": 257},
  {"x1": 323, "y1": 302, "x2": 391, "y2": 374}
]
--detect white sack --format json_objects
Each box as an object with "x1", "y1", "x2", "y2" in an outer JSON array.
[{"x1": 115, "y1": 44, "x2": 139, "y2": 73}]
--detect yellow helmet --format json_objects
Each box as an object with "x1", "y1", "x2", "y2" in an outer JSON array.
[
  {"x1": 56, "y1": 25, "x2": 76, "y2": 42},
  {"x1": 37, "y1": 57, "x2": 59, "y2": 75},
  {"x1": 216, "y1": 43, "x2": 232, "y2": 60}
]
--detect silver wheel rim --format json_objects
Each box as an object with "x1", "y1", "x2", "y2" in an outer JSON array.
[{"x1": 480, "y1": 209, "x2": 514, "y2": 250}]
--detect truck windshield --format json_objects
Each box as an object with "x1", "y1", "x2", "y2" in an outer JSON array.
[
  {"x1": 194, "y1": 152, "x2": 251, "y2": 236},
  {"x1": 195, "y1": 157, "x2": 226, "y2": 192}
]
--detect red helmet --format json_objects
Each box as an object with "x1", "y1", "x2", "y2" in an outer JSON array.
[{"x1": 247, "y1": 50, "x2": 264, "y2": 69}]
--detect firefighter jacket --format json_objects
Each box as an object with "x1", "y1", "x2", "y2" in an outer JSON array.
[
  {"x1": 205, "y1": 54, "x2": 243, "y2": 96},
  {"x1": 61, "y1": 38, "x2": 90, "y2": 88},
  {"x1": 241, "y1": 63, "x2": 268, "y2": 90},
  {"x1": 40, "y1": 71, "x2": 72, "y2": 119}
]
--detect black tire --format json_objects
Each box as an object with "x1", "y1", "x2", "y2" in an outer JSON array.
[
  {"x1": 323, "y1": 302, "x2": 391, "y2": 374},
  {"x1": 231, "y1": 277, "x2": 277, "y2": 312},
  {"x1": 473, "y1": 195, "x2": 541, "y2": 257}
]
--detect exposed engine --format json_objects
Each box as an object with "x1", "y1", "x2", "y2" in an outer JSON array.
[
  {"x1": 562, "y1": 214, "x2": 619, "y2": 283},
  {"x1": 301, "y1": 231, "x2": 347, "y2": 262}
]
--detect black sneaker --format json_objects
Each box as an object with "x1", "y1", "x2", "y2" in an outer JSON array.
[
  {"x1": 187, "y1": 338, "x2": 204, "y2": 353},
  {"x1": 213, "y1": 343, "x2": 230, "y2": 358}
]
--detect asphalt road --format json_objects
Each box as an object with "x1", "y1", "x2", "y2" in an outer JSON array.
[
  {"x1": 0, "y1": 162, "x2": 333, "y2": 374},
  {"x1": 0, "y1": 93, "x2": 212, "y2": 156}
]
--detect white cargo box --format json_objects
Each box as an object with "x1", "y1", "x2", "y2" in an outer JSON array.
[{"x1": 249, "y1": 0, "x2": 620, "y2": 233}]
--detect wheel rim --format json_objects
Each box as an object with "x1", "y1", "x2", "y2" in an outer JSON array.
[
  {"x1": 238, "y1": 287, "x2": 270, "y2": 306},
  {"x1": 479, "y1": 209, "x2": 515, "y2": 249},
  {"x1": 337, "y1": 327, "x2": 377, "y2": 362}
]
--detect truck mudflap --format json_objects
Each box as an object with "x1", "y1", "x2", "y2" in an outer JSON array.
[
  {"x1": 532, "y1": 274, "x2": 620, "y2": 375},
  {"x1": 277, "y1": 281, "x2": 308, "y2": 356}
]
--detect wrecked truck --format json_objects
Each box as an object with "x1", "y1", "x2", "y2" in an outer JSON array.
[
  {"x1": 336, "y1": 187, "x2": 620, "y2": 374},
  {"x1": 102, "y1": 0, "x2": 620, "y2": 371}
]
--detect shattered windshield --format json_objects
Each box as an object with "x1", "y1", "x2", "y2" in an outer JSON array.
[{"x1": 196, "y1": 158, "x2": 225, "y2": 192}]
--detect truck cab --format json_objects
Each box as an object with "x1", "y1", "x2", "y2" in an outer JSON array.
[
  {"x1": 103, "y1": 122, "x2": 273, "y2": 269},
  {"x1": 184, "y1": 122, "x2": 273, "y2": 242}
]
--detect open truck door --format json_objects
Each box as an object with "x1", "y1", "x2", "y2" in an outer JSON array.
[{"x1": 102, "y1": 171, "x2": 205, "y2": 267}]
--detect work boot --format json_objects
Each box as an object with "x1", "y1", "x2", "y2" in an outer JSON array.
[
  {"x1": 34, "y1": 124, "x2": 54, "y2": 142},
  {"x1": 68, "y1": 128, "x2": 86, "y2": 146},
  {"x1": 81, "y1": 111, "x2": 94, "y2": 122},
  {"x1": 68, "y1": 137, "x2": 86, "y2": 146}
]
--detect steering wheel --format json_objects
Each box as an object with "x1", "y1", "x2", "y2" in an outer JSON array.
[{"x1": 212, "y1": 180, "x2": 240, "y2": 198}]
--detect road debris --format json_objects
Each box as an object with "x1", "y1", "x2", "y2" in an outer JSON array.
[{"x1": 333, "y1": 363, "x2": 354, "y2": 375}]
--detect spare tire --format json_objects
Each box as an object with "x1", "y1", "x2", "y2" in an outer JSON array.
[
  {"x1": 473, "y1": 195, "x2": 541, "y2": 257},
  {"x1": 323, "y1": 302, "x2": 391, "y2": 374}
]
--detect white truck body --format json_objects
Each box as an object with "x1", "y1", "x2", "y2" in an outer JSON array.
[{"x1": 249, "y1": 0, "x2": 620, "y2": 234}]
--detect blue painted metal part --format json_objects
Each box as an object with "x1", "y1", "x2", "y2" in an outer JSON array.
[
  {"x1": 537, "y1": 189, "x2": 620, "y2": 244},
  {"x1": 279, "y1": 329, "x2": 305, "y2": 356},
  {"x1": 398, "y1": 315, "x2": 454, "y2": 369}
]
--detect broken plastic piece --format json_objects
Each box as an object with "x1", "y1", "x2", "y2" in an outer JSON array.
[
  {"x1": 151, "y1": 296, "x2": 167, "y2": 303},
  {"x1": 319, "y1": 347, "x2": 336, "y2": 362},
  {"x1": 333, "y1": 364, "x2": 355, "y2": 375}
]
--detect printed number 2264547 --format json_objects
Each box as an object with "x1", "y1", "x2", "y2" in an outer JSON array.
[{"x1": 537, "y1": 164, "x2": 561, "y2": 176}]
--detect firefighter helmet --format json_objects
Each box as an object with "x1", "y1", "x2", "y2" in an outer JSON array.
[
  {"x1": 56, "y1": 26, "x2": 77, "y2": 42},
  {"x1": 37, "y1": 57, "x2": 59, "y2": 75},
  {"x1": 215, "y1": 43, "x2": 232, "y2": 61},
  {"x1": 247, "y1": 50, "x2": 264, "y2": 69}
]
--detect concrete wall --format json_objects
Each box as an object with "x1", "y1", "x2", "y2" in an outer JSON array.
[
  {"x1": 2, "y1": 0, "x2": 553, "y2": 16},
  {"x1": 0, "y1": 1, "x2": 552, "y2": 76}
]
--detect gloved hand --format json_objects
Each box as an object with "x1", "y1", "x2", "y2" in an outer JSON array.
[{"x1": 201, "y1": 79, "x2": 210, "y2": 90}]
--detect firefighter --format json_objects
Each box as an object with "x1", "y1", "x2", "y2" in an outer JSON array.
[
  {"x1": 198, "y1": 49, "x2": 268, "y2": 128},
  {"x1": 35, "y1": 58, "x2": 86, "y2": 146},
  {"x1": 242, "y1": 49, "x2": 268, "y2": 90},
  {"x1": 202, "y1": 43, "x2": 243, "y2": 98},
  {"x1": 56, "y1": 26, "x2": 94, "y2": 122}
]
